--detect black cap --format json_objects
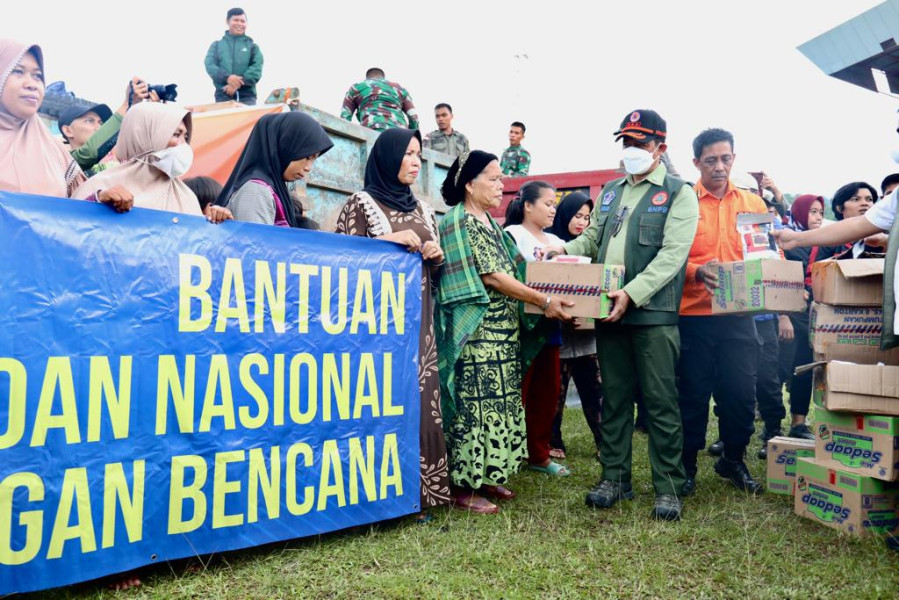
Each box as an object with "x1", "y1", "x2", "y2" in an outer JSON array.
[
  {"x1": 58, "y1": 103, "x2": 112, "y2": 141},
  {"x1": 614, "y1": 109, "x2": 666, "y2": 143}
]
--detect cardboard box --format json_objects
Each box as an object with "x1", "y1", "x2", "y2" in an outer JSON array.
[
  {"x1": 525, "y1": 262, "x2": 624, "y2": 319},
  {"x1": 794, "y1": 457, "x2": 899, "y2": 537},
  {"x1": 811, "y1": 258, "x2": 885, "y2": 306},
  {"x1": 812, "y1": 364, "x2": 826, "y2": 410},
  {"x1": 571, "y1": 317, "x2": 595, "y2": 331},
  {"x1": 712, "y1": 259, "x2": 806, "y2": 315},
  {"x1": 814, "y1": 409, "x2": 899, "y2": 481},
  {"x1": 809, "y1": 303, "x2": 899, "y2": 365},
  {"x1": 766, "y1": 436, "x2": 816, "y2": 495},
  {"x1": 815, "y1": 361, "x2": 899, "y2": 416}
]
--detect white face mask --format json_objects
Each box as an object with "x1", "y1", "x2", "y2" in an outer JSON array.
[
  {"x1": 891, "y1": 147, "x2": 899, "y2": 164},
  {"x1": 621, "y1": 146, "x2": 656, "y2": 175},
  {"x1": 151, "y1": 144, "x2": 194, "y2": 178}
]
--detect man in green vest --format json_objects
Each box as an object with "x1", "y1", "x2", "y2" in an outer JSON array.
[{"x1": 543, "y1": 109, "x2": 699, "y2": 520}]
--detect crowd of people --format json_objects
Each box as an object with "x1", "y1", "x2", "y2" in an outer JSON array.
[{"x1": 1, "y1": 5, "x2": 898, "y2": 549}]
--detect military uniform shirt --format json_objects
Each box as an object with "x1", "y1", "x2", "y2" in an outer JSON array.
[
  {"x1": 501, "y1": 145, "x2": 531, "y2": 176},
  {"x1": 340, "y1": 78, "x2": 419, "y2": 131},
  {"x1": 424, "y1": 129, "x2": 470, "y2": 158}
]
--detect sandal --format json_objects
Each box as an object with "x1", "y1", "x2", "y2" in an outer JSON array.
[
  {"x1": 549, "y1": 448, "x2": 567, "y2": 460},
  {"x1": 451, "y1": 492, "x2": 499, "y2": 514},
  {"x1": 528, "y1": 461, "x2": 572, "y2": 477},
  {"x1": 480, "y1": 484, "x2": 516, "y2": 500}
]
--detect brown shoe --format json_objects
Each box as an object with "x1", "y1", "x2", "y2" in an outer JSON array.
[
  {"x1": 451, "y1": 492, "x2": 499, "y2": 514},
  {"x1": 480, "y1": 485, "x2": 516, "y2": 500}
]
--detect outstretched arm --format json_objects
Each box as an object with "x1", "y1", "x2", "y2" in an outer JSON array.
[{"x1": 775, "y1": 216, "x2": 883, "y2": 250}]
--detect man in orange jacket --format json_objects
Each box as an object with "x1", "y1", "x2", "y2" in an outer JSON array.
[{"x1": 678, "y1": 128, "x2": 768, "y2": 496}]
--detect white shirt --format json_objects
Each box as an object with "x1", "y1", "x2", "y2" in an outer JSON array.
[
  {"x1": 864, "y1": 188, "x2": 897, "y2": 325},
  {"x1": 865, "y1": 188, "x2": 897, "y2": 231},
  {"x1": 505, "y1": 225, "x2": 565, "y2": 263}
]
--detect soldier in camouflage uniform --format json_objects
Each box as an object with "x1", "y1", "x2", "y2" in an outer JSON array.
[
  {"x1": 423, "y1": 103, "x2": 470, "y2": 158},
  {"x1": 340, "y1": 67, "x2": 419, "y2": 131},
  {"x1": 500, "y1": 121, "x2": 531, "y2": 176}
]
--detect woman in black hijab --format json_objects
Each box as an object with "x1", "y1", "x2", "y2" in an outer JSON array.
[
  {"x1": 550, "y1": 191, "x2": 592, "y2": 242},
  {"x1": 217, "y1": 111, "x2": 333, "y2": 227},
  {"x1": 547, "y1": 192, "x2": 605, "y2": 461},
  {"x1": 335, "y1": 127, "x2": 450, "y2": 512}
]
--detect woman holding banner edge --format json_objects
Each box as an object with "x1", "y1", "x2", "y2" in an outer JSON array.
[
  {"x1": 72, "y1": 102, "x2": 233, "y2": 222},
  {"x1": 334, "y1": 128, "x2": 451, "y2": 513},
  {"x1": 436, "y1": 150, "x2": 573, "y2": 514}
]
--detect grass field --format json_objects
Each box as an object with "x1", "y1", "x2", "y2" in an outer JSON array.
[{"x1": 30, "y1": 407, "x2": 899, "y2": 599}]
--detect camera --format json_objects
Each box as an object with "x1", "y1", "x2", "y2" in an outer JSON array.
[
  {"x1": 148, "y1": 83, "x2": 178, "y2": 102},
  {"x1": 147, "y1": 83, "x2": 178, "y2": 102}
]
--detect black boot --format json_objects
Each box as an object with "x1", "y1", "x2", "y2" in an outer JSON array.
[
  {"x1": 652, "y1": 494, "x2": 683, "y2": 521},
  {"x1": 708, "y1": 439, "x2": 724, "y2": 457},
  {"x1": 788, "y1": 423, "x2": 815, "y2": 440},
  {"x1": 682, "y1": 455, "x2": 697, "y2": 497},
  {"x1": 757, "y1": 423, "x2": 783, "y2": 460},
  {"x1": 714, "y1": 452, "x2": 763, "y2": 494},
  {"x1": 585, "y1": 480, "x2": 634, "y2": 509}
]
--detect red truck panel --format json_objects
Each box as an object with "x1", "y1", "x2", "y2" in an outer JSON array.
[{"x1": 491, "y1": 169, "x2": 623, "y2": 224}]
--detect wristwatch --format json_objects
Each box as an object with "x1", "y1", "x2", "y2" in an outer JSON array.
[{"x1": 541, "y1": 295, "x2": 552, "y2": 311}]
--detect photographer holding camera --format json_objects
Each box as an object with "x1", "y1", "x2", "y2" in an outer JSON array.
[
  {"x1": 204, "y1": 7, "x2": 264, "y2": 105},
  {"x1": 60, "y1": 77, "x2": 159, "y2": 175}
]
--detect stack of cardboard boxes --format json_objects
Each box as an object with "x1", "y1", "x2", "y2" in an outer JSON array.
[
  {"x1": 809, "y1": 259, "x2": 899, "y2": 365},
  {"x1": 776, "y1": 258, "x2": 899, "y2": 538}
]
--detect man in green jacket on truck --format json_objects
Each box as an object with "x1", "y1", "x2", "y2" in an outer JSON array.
[{"x1": 204, "y1": 7, "x2": 264, "y2": 105}]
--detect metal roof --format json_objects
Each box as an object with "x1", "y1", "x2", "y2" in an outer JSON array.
[{"x1": 798, "y1": 0, "x2": 899, "y2": 93}]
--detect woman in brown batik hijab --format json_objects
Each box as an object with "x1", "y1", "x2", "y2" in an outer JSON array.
[{"x1": 335, "y1": 127, "x2": 450, "y2": 511}]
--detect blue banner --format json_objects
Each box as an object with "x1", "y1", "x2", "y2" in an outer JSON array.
[{"x1": 0, "y1": 192, "x2": 422, "y2": 594}]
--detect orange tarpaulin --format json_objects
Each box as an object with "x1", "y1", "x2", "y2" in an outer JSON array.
[{"x1": 185, "y1": 104, "x2": 283, "y2": 184}]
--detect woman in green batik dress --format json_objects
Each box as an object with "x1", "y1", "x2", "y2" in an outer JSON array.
[{"x1": 435, "y1": 150, "x2": 573, "y2": 514}]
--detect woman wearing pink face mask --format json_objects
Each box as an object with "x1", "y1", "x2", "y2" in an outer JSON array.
[{"x1": 504, "y1": 181, "x2": 572, "y2": 478}]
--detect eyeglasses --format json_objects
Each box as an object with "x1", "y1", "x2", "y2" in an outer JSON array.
[
  {"x1": 700, "y1": 155, "x2": 734, "y2": 167},
  {"x1": 611, "y1": 206, "x2": 629, "y2": 237}
]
